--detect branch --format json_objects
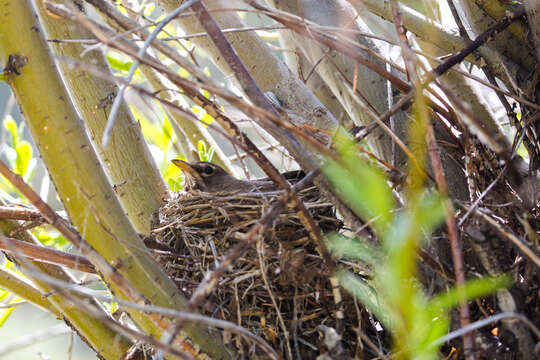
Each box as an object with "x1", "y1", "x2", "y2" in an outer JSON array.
[
  {"x1": 34, "y1": 0, "x2": 167, "y2": 234},
  {"x1": 0, "y1": 267, "x2": 58, "y2": 314},
  {"x1": 0, "y1": 237, "x2": 96, "y2": 273},
  {"x1": 3, "y1": 2, "x2": 232, "y2": 355}
]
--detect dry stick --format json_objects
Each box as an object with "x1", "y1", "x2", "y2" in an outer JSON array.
[
  {"x1": 0, "y1": 160, "x2": 199, "y2": 358},
  {"x1": 247, "y1": 0, "x2": 409, "y2": 92},
  {"x1": 426, "y1": 124, "x2": 474, "y2": 358},
  {"x1": 430, "y1": 5, "x2": 526, "y2": 79},
  {"x1": 256, "y1": 238, "x2": 293, "y2": 360},
  {"x1": 472, "y1": 209, "x2": 540, "y2": 268},
  {"x1": 0, "y1": 237, "x2": 96, "y2": 273},
  {"x1": 0, "y1": 206, "x2": 43, "y2": 221},
  {"x1": 432, "y1": 312, "x2": 540, "y2": 346}
]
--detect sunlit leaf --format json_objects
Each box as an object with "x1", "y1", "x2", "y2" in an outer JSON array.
[
  {"x1": 200, "y1": 112, "x2": 214, "y2": 125},
  {"x1": 0, "y1": 305, "x2": 15, "y2": 327},
  {"x1": 207, "y1": 146, "x2": 215, "y2": 162},
  {"x1": 197, "y1": 140, "x2": 207, "y2": 161},
  {"x1": 143, "y1": 3, "x2": 155, "y2": 17},
  {"x1": 15, "y1": 141, "x2": 32, "y2": 176},
  {"x1": 178, "y1": 67, "x2": 190, "y2": 79},
  {"x1": 164, "y1": 160, "x2": 183, "y2": 192},
  {"x1": 106, "y1": 55, "x2": 133, "y2": 72},
  {"x1": 4, "y1": 116, "x2": 18, "y2": 147}
]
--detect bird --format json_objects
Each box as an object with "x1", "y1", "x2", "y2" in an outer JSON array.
[{"x1": 171, "y1": 159, "x2": 304, "y2": 193}]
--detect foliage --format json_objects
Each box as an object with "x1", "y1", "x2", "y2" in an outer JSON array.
[
  {"x1": 324, "y1": 131, "x2": 511, "y2": 359},
  {"x1": 1, "y1": 116, "x2": 35, "y2": 186},
  {"x1": 0, "y1": 261, "x2": 19, "y2": 327}
]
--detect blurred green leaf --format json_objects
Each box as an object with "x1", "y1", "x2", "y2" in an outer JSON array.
[
  {"x1": 162, "y1": 116, "x2": 173, "y2": 142},
  {"x1": 167, "y1": 178, "x2": 182, "y2": 192},
  {"x1": 197, "y1": 140, "x2": 206, "y2": 160},
  {"x1": 0, "y1": 305, "x2": 15, "y2": 327},
  {"x1": 178, "y1": 67, "x2": 190, "y2": 79},
  {"x1": 323, "y1": 131, "x2": 393, "y2": 233},
  {"x1": 326, "y1": 233, "x2": 381, "y2": 265},
  {"x1": 336, "y1": 269, "x2": 387, "y2": 323},
  {"x1": 164, "y1": 160, "x2": 183, "y2": 192},
  {"x1": 429, "y1": 275, "x2": 511, "y2": 312},
  {"x1": 4, "y1": 116, "x2": 18, "y2": 148},
  {"x1": 200, "y1": 112, "x2": 214, "y2": 125},
  {"x1": 15, "y1": 141, "x2": 32, "y2": 177},
  {"x1": 33, "y1": 227, "x2": 69, "y2": 249},
  {"x1": 0, "y1": 289, "x2": 19, "y2": 328},
  {"x1": 106, "y1": 55, "x2": 133, "y2": 72},
  {"x1": 143, "y1": 3, "x2": 155, "y2": 17},
  {"x1": 207, "y1": 146, "x2": 215, "y2": 162}
]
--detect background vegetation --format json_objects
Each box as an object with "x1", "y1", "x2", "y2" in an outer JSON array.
[{"x1": 0, "y1": 0, "x2": 539, "y2": 359}]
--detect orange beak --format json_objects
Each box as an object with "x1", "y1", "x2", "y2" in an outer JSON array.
[{"x1": 171, "y1": 159, "x2": 203, "y2": 183}]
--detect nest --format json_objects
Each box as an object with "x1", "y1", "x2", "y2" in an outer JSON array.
[{"x1": 150, "y1": 186, "x2": 384, "y2": 358}]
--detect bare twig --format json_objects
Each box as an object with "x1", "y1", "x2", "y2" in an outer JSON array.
[
  {"x1": 472, "y1": 208, "x2": 540, "y2": 268},
  {"x1": 100, "y1": 0, "x2": 198, "y2": 146},
  {"x1": 0, "y1": 206, "x2": 43, "y2": 221},
  {"x1": 431, "y1": 312, "x2": 540, "y2": 346},
  {"x1": 0, "y1": 237, "x2": 96, "y2": 273},
  {"x1": 425, "y1": 123, "x2": 474, "y2": 358}
]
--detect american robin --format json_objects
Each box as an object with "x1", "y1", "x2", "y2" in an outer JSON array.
[{"x1": 171, "y1": 159, "x2": 304, "y2": 193}]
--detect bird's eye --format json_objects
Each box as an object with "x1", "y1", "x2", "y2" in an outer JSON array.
[{"x1": 203, "y1": 166, "x2": 213, "y2": 175}]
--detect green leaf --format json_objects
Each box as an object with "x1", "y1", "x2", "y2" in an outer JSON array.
[
  {"x1": 429, "y1": 275, "x2": 511, "y2": 312},
  {"x1": 33, "y1": 227, "x2": 69, "y2": 249},
  {"x1": 336, "y1": 269, "x2": 388, "y2": 324},
  {"x1": 162, "y1": 116, "x2": 173, "y2": 142},
  {"x1": 197, "y1": 140, "x2": 207, "y2": 161},
  {"x1": 0, "y1": 306, "x2": 15, "y2": 327},
  {"x1": 106, "y1": 55, "x2": 133, "y2": 72},
  {"x1": 167, "y1": 178, "x2": 182, "y2": 192},
  {"x1": 15, "y1": 141, "x2": 32, "y2": 177},
  {"x1": 207, "y1": 146, "x2": 215, "y2": 162},
  {"x1": 143, "y1": 3, "x2": 155, "y2": 17},
  {"x1": 164, "y1": 161, "x2": 183, "y2": 192},
  {"x1": 200, "y1": 112, "x2": 214, "y2": 125},
  {"x1": 0, "y1": 289, "x2": 18, "y2": 327},
  {"x1": 4, "y1": 116, "x2": 18, "y2": 147},
  {"x1": 325, "y1": 233, "x2": 381, "y2": 265},
  {"x1": 178, "y1": 67, "x2": 190, "y2": 79},
  {"x1": 323, "y1": 158, "x2": 393, "y2": 234}
]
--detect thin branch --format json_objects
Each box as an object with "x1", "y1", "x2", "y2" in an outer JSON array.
[
  {"x1": 472, "y1": 208, "x2": 540, "y2": 268},
  {"x1": 425, "y1": 122, "x2": 474, "y2": 358},
  {"x1": 431, "y1": 312, "x2": 540, "y2": 346},
  {"x1": 0, "y1": 206, "x2": 43, "y2": 221},
  {"x1": 0, "y1": 237, "x2": 96, "y2": 273},
  {"x1": 100, "y1": 0, "x2": 198, "y2": 146}
]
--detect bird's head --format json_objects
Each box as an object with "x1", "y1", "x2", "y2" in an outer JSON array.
[{"x1": 171, "y1": 159, "x2": 235, "y2": 192}]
